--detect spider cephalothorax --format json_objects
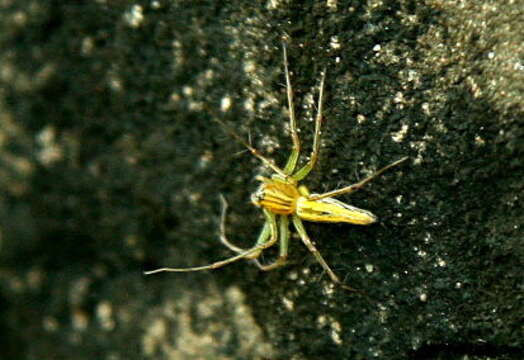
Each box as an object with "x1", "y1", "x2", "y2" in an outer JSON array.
[
  {"x1": 251, "y1": 176, "x2": 301, "y2": 215},
  {"x1": 145, "y1": 42, "x2": 407, "y2": 291}
]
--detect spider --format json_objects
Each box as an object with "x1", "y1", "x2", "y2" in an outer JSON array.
[{"x1": 145, "y1": 43, "x2": 408, "y2": 291}]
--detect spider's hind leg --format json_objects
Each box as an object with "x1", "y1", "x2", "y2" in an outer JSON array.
[{"x1": 291, "y1": 215, "x2": 359, "y2": 292}]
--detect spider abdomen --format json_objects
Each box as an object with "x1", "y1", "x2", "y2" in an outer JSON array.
[
  {"x1": 296, "y1": 196, "x2": 377, "y2": 225},
  {"x1": 251, "y1": 178, "x2": 300, "y2": 215}
]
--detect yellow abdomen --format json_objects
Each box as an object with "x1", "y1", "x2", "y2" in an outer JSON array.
[{"x1": 296, "y1": 196, "x2": 377, "y2": 225}]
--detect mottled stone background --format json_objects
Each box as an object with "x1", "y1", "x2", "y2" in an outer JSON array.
[{"x1": 0, "y1": 1, "x2": 522, "y2": 359}]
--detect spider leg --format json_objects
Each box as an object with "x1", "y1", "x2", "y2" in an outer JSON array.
[
  {"x1": 309, "y1": 156, "x2": 409, "y2": 200},
  {"x1": 282, "y1": 42, "x2": 300, "y2": 175},
  {"x1": 291, "y1": 215, "x2": 358, "y2": 291},
  {"x1": 213, "y1": 119, "x2": 288, "y2": 179},
  {"x1": 143, "y1": 246, "x2": 264, "y2": 274},
  {"x1": 254, "y1": 215, "x2": 289, "y2": 271},
  {"x1": 218, "y1": 194, "x2": 248, "y2": 253},
  {"x1": 244, "y1": 209, "x2": 279, "y2": 259},
  {"x1": 292, "y1": 67, "x2": 327, "y2": 181},
  {"x1": 143, "y1": 210, "x2": 278, "y2": 274},
  {"x1": 218, "y1": 194, "x2": 287, "y2": 271}
]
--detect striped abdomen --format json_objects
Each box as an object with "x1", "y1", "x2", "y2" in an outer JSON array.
[{"x1": 296, "y1": 196, "x2": 377, "y2": 225}]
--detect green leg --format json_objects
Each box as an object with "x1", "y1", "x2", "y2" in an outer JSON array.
[
  {"x1": 218, "y1": 194, "x2": 285, "y2": 271},
  {"x1": 219, "y1": 194, "x2": 257, "y2": 253},
  {"x1": 221, "y1": 222, "x2": 270, "y2": 254},
  {"x1": 245, "y1": 209, "x2": 278, "y2": 259},
  {"x1": 291, "y1": 215, "x2": 357, "y2": 291},
  {"x1": 282, "y1": 42, "x2": 301, "y2": 175},
  {"x1": 255, "y1": 215, "x2": 289, "y2": 271},
  {"x1": 143, "y1": 244, "x2": 267, "y2": 274},
  {"x1": 143, "y1": 210, "x2": 277, "y2": 274},
  {"x1": 292, "y1": 68, "x2": 327, "y2": 181}
]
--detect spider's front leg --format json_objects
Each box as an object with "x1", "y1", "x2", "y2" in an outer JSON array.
[
  {"x1": 254, "y1": 215, "x2": 289, "y2": 271},
  {"x1": 220, "y1": 193, "x2": 289, "y2": 271},
  {"x1": 218, "y1": 195, "x2": 280, "y2": 263},
  {"x1": 243, "y1": 209, "x2": 279, "y2": 260},
  {"x1": 143, "y1": 210, "x2": 278, "y2": 274}
]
